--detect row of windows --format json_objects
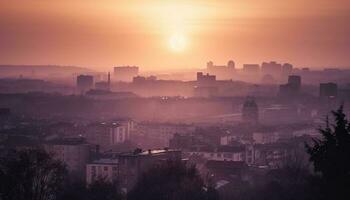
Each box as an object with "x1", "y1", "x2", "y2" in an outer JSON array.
[{"x1": 90, "y1": 165, "x2": 118, "y2": 172}]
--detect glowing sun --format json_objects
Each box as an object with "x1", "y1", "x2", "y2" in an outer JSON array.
[{"x1": 168, "y1": 33, "x2": 187, "y2": 52}]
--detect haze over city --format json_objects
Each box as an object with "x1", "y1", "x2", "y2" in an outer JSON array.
[
  {"x1": 1, "y1": 0, "x2": 350, "y2": 71},
  {"x1": 1, "y1": 1, "x2": 350, "y2": 200}
]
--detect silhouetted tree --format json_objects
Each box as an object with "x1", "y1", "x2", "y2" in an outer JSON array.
[
  {"x1": 0, "y1": 149, "x2": 66, "y2": 200},
  {"x1": 306, "y1": 106, "x2": 350, "y2": 200},
  {"x1": 57, "y1": 178, "x2": 87, "y2": 200},
  {"x1": 86, "y1": 177, "x2": 123, "y2": 200},
  {"x1": 222, "y1": 150, "x2": 319, "y2": 200},
  {"x1": 58, "y1": 177, "x2": 123, "y2": 200},
  {"x1": 128, "y1": 159, "x2": 220, "y2": 200}
]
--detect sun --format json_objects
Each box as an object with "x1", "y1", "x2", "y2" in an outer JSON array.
[{"x1": 168, "y1": 33, "x2": 187, "y2": 52}]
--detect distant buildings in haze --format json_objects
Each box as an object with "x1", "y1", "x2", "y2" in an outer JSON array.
[
  {"x1": 95, "y1": 72, "x2": 111, "y2": 91},
  {"x1": 194, "y1": 72, "x2": 218, "y2": 97},
  {"x1": 243, "y1": 64, "x2": 260, "y2": 74},
  {"x1": 320, "y1": 82, "x2": 338, "y2": 98},
  {"x1": 261, "y1": 61, "x2": 282, "y2": 76},
  {"x1": 114, "y1": 66, "x2": 139, "y2": 82},
  {"x1": 76, "y1": 75, "x2": 94, "y2": 93},
  {"x1": 83, "y1": 120, "x2": 134, "y2": 151},
  {"x1": 206, "y1": 60, "x2": 235, "y2": 80}
]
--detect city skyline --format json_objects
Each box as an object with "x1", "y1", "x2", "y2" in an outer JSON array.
[
  {"x1": 1, "y1": 2, "x2": 350, "y2": 200},
  {"x1": 1, "y1": 0, "x2": 350, "y2": 71}
]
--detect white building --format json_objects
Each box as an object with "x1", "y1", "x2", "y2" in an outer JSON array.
[
  {"x1": 84, "y1": 120, "x2": 135, "y2": 151},
  {"x1": 86, "y1": 158, "x2": 119, "y2": 184}
]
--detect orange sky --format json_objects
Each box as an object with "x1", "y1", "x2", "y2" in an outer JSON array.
[{"x1": 1, "y1": 0, "x2": 350, "y2": 71}]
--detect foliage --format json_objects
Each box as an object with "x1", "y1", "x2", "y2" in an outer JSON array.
[
  {"x1": 128, "y1": 159, "x2": 220, "y2": 200},
  {"x1": 0, "y1": 149, "x2": 66, "y2": 200},
  {"x1": 86, "y1": 178, "x2": 123, "y2": 200},
  {"x1": 58, "y1": 177, "x2": 123, "y2": 200},
  {"x1": 306, "y1": 106, "x2": 350, "y2": 200}
]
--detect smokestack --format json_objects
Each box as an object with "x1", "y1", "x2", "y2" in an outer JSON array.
[{"x1": 108, "y1": 72, "x2": 111, "y2": 90}]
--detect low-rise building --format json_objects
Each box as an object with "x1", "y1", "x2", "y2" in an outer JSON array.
[
  {"x1": 188, "y1": 145, "x2": 245, "y2": 162},
  {"x1": 86, "y1": 148, "x2": 182, "y2": 191}
]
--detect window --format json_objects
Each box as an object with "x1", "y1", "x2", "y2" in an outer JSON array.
[{"x1": 104, "y1": 166, "x2": 108, "y2": 171}]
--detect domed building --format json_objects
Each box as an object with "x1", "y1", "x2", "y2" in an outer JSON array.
[{"x1": 227, "y1": 60, "x2": 235, "y2": 69}]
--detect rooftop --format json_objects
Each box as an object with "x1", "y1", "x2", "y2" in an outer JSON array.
[
  {"x1": 45, "y1": 137, "x2": 87, "y2": 145},
  {"x1": 104, "y1": 148, "x2": 181, "y2": 157},
  {"x1": 89, "y1": 158, "x2": 119, "y2": 165}
]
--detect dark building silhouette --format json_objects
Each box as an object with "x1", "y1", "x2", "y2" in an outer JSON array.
[
  {"x1": 242, "y1": 97, "x2": 259, "y2": 124},
  {"x1": 194, "y1": 72, "x2": 218, "y2": 97},
  {"x1": 320, "y1": 82, "x2": 338, "y2": 98},
  {"x1": 279, "y1": 75, "x2": 301, "y2": 97},
  {"x1": 288, "y1": 75, "x2": 301, "y2": 90},
  {"x1": 76, "y1": 75, "x2": 94, "y2": 93},
  {"x1": 114, "y1": 66, "x2": 139, "y2": 82},
  {"x1": 133, "y1": 75, "x2": 157, "y2": 84},
  {"x1": 0, "y1": 108, "x2": 11, "y2": 117},
  {"x1": 196, "y1": 72, "x2": 216, "y2": 86}
]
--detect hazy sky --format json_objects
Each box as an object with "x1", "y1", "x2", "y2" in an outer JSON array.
[{"x1": 1, "y1": 0, "x2": 350, "y2": 71}]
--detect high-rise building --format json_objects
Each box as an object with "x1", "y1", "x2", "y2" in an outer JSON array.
[
  {"x1": 83, "y1": 120, "x2": 134, "y2": 151},
  {"x1": 243, "y1": 64, "x2": 260, "y2": 74},
  {"x1": 320, "y1": 82, "x2": 338, "y2": 98},
  {"x1": 95, "y1": 72, "x2": 111, "y2": 91},
  {"x1": 114, "y1": 66, "x2": 139, "y2": 82},
  {"x1": 206, "y1": 60, "x2": 235, "y2": 80},
  {"x1": 278, "y1": 75, "x2": 301, "y2": 97},
  {"x1": 195, "y1": 72, "x2": 217, "y2": 97},
  {"x1": 76, "y1": 75, "x2": 94, "y2": 93},
  {"x1": 282, "y1": 63, "x2": 293, "y2": 77},
  {"x1": 261, "y1": 61, "x2": 282, "y2": 77},
  {"x1": 242, "y1": 97, "x2": 259, "y2": 125}
]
